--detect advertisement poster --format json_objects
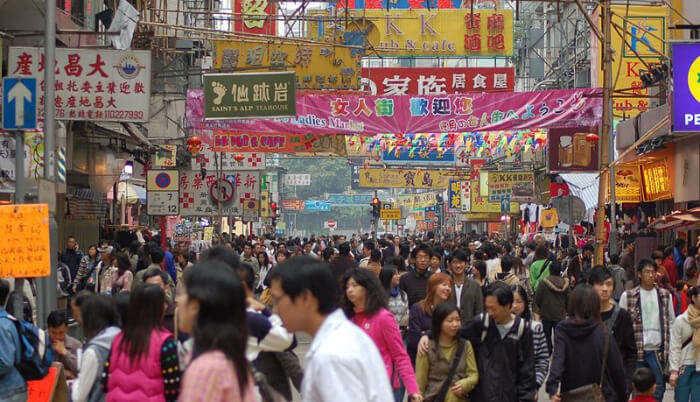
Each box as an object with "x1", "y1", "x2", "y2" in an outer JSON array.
[
  {"x1": 359, "y1": 168, "x2": 468, "y2": 189},
  {"x1": 203, "y1": 72, "x2": 296, "y2": 120},
  {"x1": 470, "y1": 179, "x2": 519, "y2": 214},
  {"x1": 362, "y1": 67, "x2": 515, "y2": 95},
  {"x1": 487, "y1": 171, "x2": 535, "y2": 202},
  {"x1": 548, "y1": 126, "x2": 599, "y2": 173},
  {"x1": 671, "y1": 43, "x2": 700, "y2": 132},
  {"x1": 613, "y1": 164, "x2": 642, "y2": 203},
  {"x1": 8, "y1": 47, "x2": 151, "y2": 122},
  {"x1": 282, "y1": 199, "x2": 305, "y2": 211},
  {"x1": 209, "y1": 131, "x2": 346, "y2": 155}
]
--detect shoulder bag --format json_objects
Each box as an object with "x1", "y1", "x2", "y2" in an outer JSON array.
[
  {"x1": 561, "y1": 329, "x2": 609, "y2": 402},
  {"x1": 435, "y1": 339, "x2": 467, "y2": 402}
]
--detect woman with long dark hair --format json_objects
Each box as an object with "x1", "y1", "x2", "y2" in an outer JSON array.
[
  {"x1": 178, "y1": 261, "x2": 255, "y2": 401},
  {"x1": 103, "y1": 284, "x2": 180, "y2": 402},
  {"x1": 256, "y1": 251, "x2": 272, "y2": 294},
  {"x1": 415, "y1": 302, "x2": 478, "y2": 402},
  {"x1": 342, "y1": 268, "x2": 422, "y2": 402},
  {"x1": 71, "y1": 295, "x2": 120, "y2": 402},
  {"x1": 110, "y1": 252, "x2": 134, "y2": 294},
  {"x1": 511, "y1": 285, "x2": 550, "y2": 396}
]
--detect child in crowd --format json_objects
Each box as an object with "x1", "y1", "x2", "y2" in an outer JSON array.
[{"x1": 629, "y1": 367, "x2": 656, "y2": 402}]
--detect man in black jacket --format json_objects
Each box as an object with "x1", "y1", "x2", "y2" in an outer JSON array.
[{"x1": 420, "y1": 282, "x2": 536, "y2": 401}]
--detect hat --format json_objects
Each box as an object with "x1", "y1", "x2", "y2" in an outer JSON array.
[{"x1": 97, "y1": 245, "x2": 113, "y2": 254}]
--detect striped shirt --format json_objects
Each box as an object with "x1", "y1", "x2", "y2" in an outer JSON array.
[{"x1": 530, "y1": 320, "x2": 550, "y2": 388}]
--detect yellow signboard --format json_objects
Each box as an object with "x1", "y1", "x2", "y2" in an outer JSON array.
[
  {"x1": 155, "y1": 145, "x2": 177, "y2": 167},
  {"x1": 359, "y1": 168, "x2": 468, "y2": 189},
  {"x1": 593, "y1": 6, "x2": 668, "y2": 118},
  {"x1": 0, "y1": 204, "x2": 50, "y2": 277},
  {"x1": 470, "y1": 180, "x2": 519, "y2": 213},
  {"x1": 641, "y1": 158, "x2": 673, "y2": 202},
  {"x1": 308, "y1": 9, "x2": 514, "y2": 57},
  {"x1": 212, "y1": 40, "x2": 360, "y2": 90},
  {"x1": 396, "y1": 192, "x2": 437, "y2": 209},
  {"x1": 380, "y1": 208, "x2": 402, "y2": 220},
  {"x1": 612, "y1": 164, "x2": 642, "y2": 203}
]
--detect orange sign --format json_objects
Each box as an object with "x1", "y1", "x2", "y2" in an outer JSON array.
[
  {"x1": 27, "y1": 366, "x2": 57, "y2": 402},
  {"x1": 0, "y1": 204, "x2": 50, "y2": 277},
  {"x1": 641, "y1": 158, "x2": 673, "y2": 202}
]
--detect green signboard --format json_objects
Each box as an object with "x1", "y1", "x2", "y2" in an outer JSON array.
[{"x1": 203, "y1": 72, "x2": 296, "y2": 120}]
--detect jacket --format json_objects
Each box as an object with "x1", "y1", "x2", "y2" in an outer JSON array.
[
  {"x1": 71, "y1": 326, "x2": 120, "y2": 402},
  {"x1": 0, "y1": 309, "x2": 27, "y2": 400},
  {"x1": 60, "y1": 248, "x2": 84, "y2": 279},
  {"x1": 449, "y1": 278, "x2": 484, "y2": 323},
  {"x1": 546, "y1": 319, "x2": 628, "y2": 402},
  {"x1": 669, "y1": 308, "x2": 700, "y2": 372},
  {"x1": 529, "y1": 259, "x2": 550, "y2": 291},
  {"x1": 601, "y1": 304, "x2": 636, "y2": 389},
  {"x1": 105, "y1": 329, "x2": 174, "y2": 402},
  {"x1": 407, "y1": 302, "x2": 433, "y2": 362},
  {"x1": 620, "y1": 286, "x2": 673, "y2": 362},
  {"x1": 534, "y1": 276, "x2": 570, "y2": 320},
  {"x1": 253, "y1": 351, "x2": 303, "y2": 401},
  {"x1": 459, "y1": 314, "x2": 536, "y2": 402},
  {"x1": 416, "y1": 339, "x2": 479, "y2": 402},
  {"x1": 352, "y1": 308, "x2": 419, "y2": 394}
]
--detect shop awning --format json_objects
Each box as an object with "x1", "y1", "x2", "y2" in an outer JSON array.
[
  {"x1": 107, "y1": 182, "x2": 146, "y2": 204},
  {"x1": 649, "y1": 207, "x2": 700, "y2": 231},
  {"x1": 558, "y1": 173, "x2": 599, "y2": 211}
]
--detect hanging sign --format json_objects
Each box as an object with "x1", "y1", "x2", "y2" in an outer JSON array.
[
  {"x1": 548, "y1": 126, "x2": 599, "y2": 172},
  {"x1": 612, "y1": 164, "x2": 642, "y2": 203},
  {"x1": 208, "y1": 131, "x2": 346, "y2": 155},
  {"x1": 282, "y1": 199, "x2": 305, "y2": 210},
  {"x1": 641, "y1": 158, "x2": 673, "y2": 202},
  {"x1": 212, "y1": 39, "x2": 360, "y2": 90},
  {"x1": 396, "y1": 192, "x2": 437, "y2": 209},
  {"x1": 470, "y1": 179, "x2": 519, "y2": 213},
  {"x1": 460, "y1": 181, "x2": 471, "y2": 212},
  {"x1": 234, "y1": 0, "x2": 276, "y2": 35},
  {"x1": 179, "y1": 171, "x2": 260, "y2": 217},
  {"x1": 380, "y1": 208, "x2": 402, "y2": 220},
  {"x1": 203, "y1": 72, "x2": 296, "y2": 120},
  {"x1": 448, "y1": 180, "x2": 463, "y2": 211},
  {"x1": 362, "y1": 67, "x2": 515, "y2": 95},
  {"x1": 147, "y1": 170, "x2": 180, "y2": 216},
  {"x1": 327, "y1": 194, "x2": 374, "y2": 206},
  {"x1": 359, "y1": 167, "x2": 468, "y2": 189},
  {"x1": 487, "y1": 171, "x2": 535, "y2": 202},
  {"x1": 305, "y1": 200, "x2": 331, "y2": 212},
  {"x1": 0, "y1": 204, "x2": 50, "y2": 277},
  {"x1": 671, "y1": 42, "x2": 700, "y2": 132},
  {"x1": 8, "y1": 47, "x2": 151, "y2": 122},
  {"x1": 186, "y1": 88, "x2": 602, "y2": 135},
  {"x1": 193, "y1": 143, "x2": 266, "y2": 170}
]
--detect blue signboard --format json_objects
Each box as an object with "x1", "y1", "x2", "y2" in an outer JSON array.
[
  {"x1": 305, "y1": 200, "x2": 331, "y2": 212},
  {"x1": 328, "y1": 194, "x2": 373, "y2": 206},
  {"x1": 381, "y1": 147, "x2": 456, "y2": 165},
  {"x1": 2, "y1": 77, "x2": 37, "y2": 130}
]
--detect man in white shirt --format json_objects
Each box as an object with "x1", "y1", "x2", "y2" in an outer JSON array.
[{"x1": 270, "y1": 256, "x2": 393, "y2": 402}]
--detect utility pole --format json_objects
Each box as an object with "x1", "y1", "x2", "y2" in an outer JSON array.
[
  {"x1": 594, "y1": 0, "x2": 613, "y2": 266},
  {"x1": 34, "y1": 0, "x2": 58, "y2": 326}
]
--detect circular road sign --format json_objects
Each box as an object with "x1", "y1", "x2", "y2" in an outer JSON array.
[
  {"x1": 209, "y1": 178, "x2": 235, "y2": 203},
  {"x1": 155, "y1": 172, "x2": 171, "y2": 189}
]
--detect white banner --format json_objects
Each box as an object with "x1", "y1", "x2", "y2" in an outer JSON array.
[
  {"x1": 192, "y1": 142, "x2": 266, "y2": 170},
  {"x1": 8, "y1": 47, "x2": 151, "y2": 122},
  {"x1": 179, "y1": 170, "x2": 260, "y2": 217},
  {"x1": 283, "y1": 174, "x2": 310, "y2": 186}
]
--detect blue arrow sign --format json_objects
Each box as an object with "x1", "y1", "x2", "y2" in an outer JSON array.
[{"x1": 2, "y1": 77, "x2": 37, "y2": 130}]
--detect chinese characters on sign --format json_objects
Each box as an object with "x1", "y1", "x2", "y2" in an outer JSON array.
[
  {"x1": 0, "y1": 204, "x2": 50, "y2": 277},
  {"x1": 146, "y1": 170, "x2": 180, "y2": 216},
  {"x1": 235, "y1": 0, "x2": 276, "y2": 34},
  {"x1": 8, "y1": 47, "x2": 151, "y2": 122},
  {"x1": 213, "y1": 40, "x2": 360, "y2": 90},
  {"x1": 487, "y1": 171, "x2": 535, "y2": 202},
  {"x1": 282, "y1": 199, "x2": 305, "y2": 211},
  {"x1": 210, "y1": 131, "x2": 346, "y2": 155},
  {"x1": 613, "y1": 165, "x2": 642, "y2": 203},
  {"x1": 327, "y1": 194, "x2": 373, "y2": 206},
  {"x1": 641, "y1": 159, "x2": 672, "y2": 202},
  {"x1": 448, "y1": 180, "x2": 463, "y2": 211},
  {"x1": 359, "y1": 167, "x2": 468, "y2": 189},
  {"x1": 179, "y1": 170, "x2": 260, "y2": 217},
  {"x1": 203, "y1": 72, "x2": 295, "y2": 119},
  {"x1": 283, "y1": 174, "x2": 311, "y2": 186},
  {"x1": 193, "y1": 143, "x2": 266, "y2": 170},
  {"x1": 362, "y1": 67, "x2": 515, "y2": 95}
]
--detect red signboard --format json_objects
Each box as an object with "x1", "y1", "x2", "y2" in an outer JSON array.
[
  {"x1": 282, "y1": 199, "x2": 305, "y2": 211},
  {"x1": 361, "y1": 67, "x2": 515, "y2": 96},
  {"x1": 233, "y1": 0, "x2": 276, "y2": 35}
]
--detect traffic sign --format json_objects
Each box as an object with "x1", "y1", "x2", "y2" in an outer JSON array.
[
  {"x1": 380, "y1": 208, "x2": 401, "y2": 220},
  {"x1": 147, "y1": 170, "x2": 179, "y2": 192},
  {"x1": 2, "y1": 77, "x2": 37, "y2": 130},
  {"x1": 147, "y1": 191, "x2": 179, "y2": 216},
  {"x1": 324, "y1": 219, "x2": 337, "y2": 229},
  {"x1": 210, "y1": 178, "x2": 235, "y2": 203}
]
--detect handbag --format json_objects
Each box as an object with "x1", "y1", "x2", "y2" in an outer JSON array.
[
  {"x1": 435, "y1": 339, "x2": 466, "y2": 402},
  {"x1": 561, "y1": 329, "x2": 610, "y2": 402}
]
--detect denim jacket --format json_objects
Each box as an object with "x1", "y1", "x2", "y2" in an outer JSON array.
[{"x1": 0, "y1": 309, "x2": 27, "y2": 398}]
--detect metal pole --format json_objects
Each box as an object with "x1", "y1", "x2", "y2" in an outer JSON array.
[
  {"x1": 12, "y1": 131, "x2": 25, "y2": 320},
  {"x1": 609, "y1": 128, "x2": 618, "y2": 257},
  {"x1": 36, "y1": 0, "x2": 58, "y2": 326},
  {"x1": 594, "y1": 0, "x2": 613, "y2": 266}
]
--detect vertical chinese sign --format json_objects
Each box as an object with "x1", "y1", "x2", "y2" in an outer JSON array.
[
  {"x1": 7, "y1": 47, "x2": 151, "y2": 122},
  {"x1": 362, "y1": 67, "x2": 515, "y2": 95},
  {"x1": 203, "y1": 72, "x2": 296, "y2": 119}
]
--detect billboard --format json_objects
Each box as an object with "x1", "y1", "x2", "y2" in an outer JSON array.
[
  {"x1": 547, "y1": 126, "x2": 599, "y2": 173},
  {"x1": 671, "y1": 43, "x2": 700, "y2": 132},
  {"x1": 362, "y1": 67, "x2": 515, "y2": 95},
  {"x1": 202, "y1": 72, "x2": 296, "y2": 120}
]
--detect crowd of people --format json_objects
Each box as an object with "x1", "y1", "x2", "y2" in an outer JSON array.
[{"x1": 0, "y1": 229, "x2": 699, "y2": 402}]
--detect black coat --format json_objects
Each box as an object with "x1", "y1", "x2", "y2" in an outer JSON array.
[
  {"x1": 459, "y1": 314, "x2": 537, "y2": 402},
  {"x1": 545, "y1": 319, "x2": 628, "y2": 402}
]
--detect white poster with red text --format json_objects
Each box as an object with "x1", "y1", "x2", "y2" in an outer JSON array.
[{"x1": 361, "y1": 67, "x2": 514, "y2": 96}]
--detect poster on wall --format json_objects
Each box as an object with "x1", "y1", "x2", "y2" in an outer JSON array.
[
  {"x1": 179, "y1": 170, "x2": 260, "y2": 217},
  {"x1": 548, "y1": 126, "x2": 599, "y2": 173}
]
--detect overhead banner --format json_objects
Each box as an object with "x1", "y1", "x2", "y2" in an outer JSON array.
[
  {"x1": 362, "y1": 67, "x2": 515, "y2": 95},
  {"x1": 591, "y1": 6, "x2": 668, "y2": 118},
  {"x1": 179, "y1": 171, "x2": 260, "y2": 216},
  {"x1": 487, "y1": 171, "x2": 535, "y2": 202},
  {"x1": 208, "y1": 131, "x2": 346, "y2": 155},
  {"x1": 328, "y1": 194, "x2": 373, "y2": 206},
  {"x1": 203, "y1": 72, "x2": 296, "y2": 119},
  {"x1": 193, "y1": 143, "x2": 267, "y2": 170},
  {"x1": 396, "y1": 192, "x2": 437, "y2": 209},
  {"x1": 671, "y1": 43, "x2": 700, "y2": 132},
  {"x1": 308, "y1": 9, "x2": 514, "y2": 57},
  {"x1": 186, "y1": 88, "x2": 602, "y2": 135},
  {"x1": 382, "y1": 146, "x2": 456, "y2": 165},
  {"x1": 282, "y1": 199, "x2": 305, "y2": 210},
  {"x1": 359, "y1": 167, "x2": 468, "y2": 189},
  {"x1": 305, "y1": 200, "x2": 331, "y2": 212},
  {"x1": 548, "y1": 126, "x2": 599, "y2": 173},
  {"x1": 212, "y1": 39, "x2": 360, "y2": 90},
  {"x1": 8, "y1": 47, "x2": 151, "y2": 122}
]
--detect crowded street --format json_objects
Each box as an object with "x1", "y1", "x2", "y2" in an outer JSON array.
[{"x1": 1, "y1": 0, "x2": 700, "y2": 401}]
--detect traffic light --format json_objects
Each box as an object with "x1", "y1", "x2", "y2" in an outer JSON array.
[
  {"x1": 371, "y1": 197, "x2": 380, "y2": 218},
  {"x1": 269, "y1": 202, "x2": 277, "y2": 216}
]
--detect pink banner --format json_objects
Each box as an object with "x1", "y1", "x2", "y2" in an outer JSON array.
[{"x1": 186, "y1": 88, "x2": 602, "y2": 135}]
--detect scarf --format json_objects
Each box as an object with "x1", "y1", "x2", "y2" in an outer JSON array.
[{"x1": 687, "y1": 304, "x2": 700, "y2": 360}]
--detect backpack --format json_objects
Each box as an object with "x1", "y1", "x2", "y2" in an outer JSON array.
[
  {"x1": 480, "y1": 312, "x2": 525, "y2": 343},
  {"x1": 0, "y1": 311, "x2": 53, "y2": 380}
]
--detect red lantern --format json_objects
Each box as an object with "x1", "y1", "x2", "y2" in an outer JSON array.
[
  {"x1": 187, "y1": 136, "x2": 202, "y2": 157},
  {"x1": 586, "y1": 133, "x2": 600, "y2": 143},
  {"x1": 234, "y1": 154, "x2": 245, "y2": 163}
]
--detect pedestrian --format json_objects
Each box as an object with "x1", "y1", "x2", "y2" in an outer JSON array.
[
  {"x1": 74, "y1": 245, "x2": 99, "y2": 293},
  {"x1": 415, "y1": 302, "x2": 478, "y2": 402},
  {"x1": 588, "y1": 265, "x2": 636, "y2": 390},
  {"x1": 270, "y1": 256, "x2": 393, "y2": 402},
  {"x1": 608, "y1": 256, "x2": 628, "y2": 301},
  {"x1": 329, "y1": 242, "x2": 359, "y2": 287},
  {"x1": 380, "y1": 266, "x2": 409, "y2": 331},
  {"x1": 619, "y1": 259, "x2": 676, "y2": 401},
  {"x1": 446, "y1": 250, "x2": 483, "y2": 323},
  {"x1": 683, "y1": 246, "x2": 698, "y2": 280},
  {"x1": 0, "y1": 279, "x2": 26, "y2": 402},
  {"x1": 663, "y1": 247, "x2": 680, "y2": 289},
  {"x1": 178, "y1": 261, "x2": 257, "y2": 402},
  {"x1": 60, "y1": 235, "x2": 84, "y2": 283},
  {"x1": 408, "y1": 273, "x2": 453, "y2": 364},
  {"x1": 620, "y1": 239, "x2": 636, "y2": 287},
  {"x1": 359, "y1": 241, "x2": 375, "y2": 269},
  {"x1": 366, "y1": 249, "x2": 383, "y2": 277},
  {"x1": 71, "y1": 295, "x2": 120, "y2": 402},
  {"x1": 546, "y1": 285, "x2": 628, "y2": 402},
  {"x1": 110, "y1": 252, "x2": 134, "y2": 294},
  {"x1": 529, "y1": 244, "x2": 552, "y2": 292},
  {"x1": 342, "y1": 268, "x2": 422, "y2": 402},
  {"x1": 668, "y1": 285, "x2": 700, "y2": 402},
  {"x1": 534, "y1": 260, "x2": 570, "y2": 352},
  {"x1": 400, "y1": 244, "x2": 435, "y2": 307},
  {"x1": 103, "y1": 283, "x2": 180, "y2": 402},
  {"x1": 495, "y1": 254, "x2": 519, "y2": 287},
  {"x1": 430, "y1": 249, "x2": 443, "y2": 274},
  {"x1": 629, "y1": 367, "x2": 657, "y2": 402},
  {"x1": 471, "y1": 260, "x2": 489, "y2": 297},
  {"x1": 241, "y1": 242, "x2": 261, "y2": 283},
  {"x1": 46, "y1": 310, "x2": 82, "y2": 379},
  {"x1": 512, "y1": 285, "x2": 549, "y2": 394},
  {"x1": 256, "y1": 251, "x2": 272, "y2": 294}
]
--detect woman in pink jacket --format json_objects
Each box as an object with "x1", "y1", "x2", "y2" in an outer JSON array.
[{"x1": 342, "y1": 268, "x2": 423, "y2": 402}]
